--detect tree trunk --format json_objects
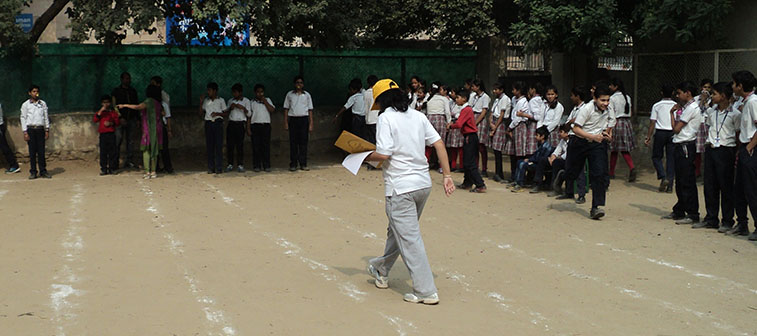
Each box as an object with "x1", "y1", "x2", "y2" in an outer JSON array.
[{"x1": 28, "y1": 0, "x2": 71, "y2": 44}]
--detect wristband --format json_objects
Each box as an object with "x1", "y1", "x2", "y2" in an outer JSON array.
[{"x1": 443, "y1": 175, "x2": 452, "y2": 178}]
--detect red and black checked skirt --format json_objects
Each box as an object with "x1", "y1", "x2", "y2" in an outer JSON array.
[
  {"x1": 525, "y1": 121, "x2": 538, "y2": 155},
  {"x1": 427, "y1": 114, "x2": 447, "y2": 144},
  {"x1": 548, "y1": 129, "x2": 560, "y2": 148},
  {"x1": 491, "y1": 122, "x2": 508, "y2": 152},
  {"x1": 696, "y1": 122, "x2": 708, "y2": 153},
  {"x1": 511, "y1": 122, "x2": 531, "y2": 157},
  {"x1": 446, "y1": 123, "x2": 464, "y2": 148},
  {"x1": 475, "y1": 112, "x2": 490, "y2": 147},
  {"x1": 610, "y1": 117, "x2": 636, "y2": 152}
]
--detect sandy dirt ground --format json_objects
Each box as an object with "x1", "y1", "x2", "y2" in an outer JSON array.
[{"x1": 1, "y1": 158, "x2": 756, "y2": 336}]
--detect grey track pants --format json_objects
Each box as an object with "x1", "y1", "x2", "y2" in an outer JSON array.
[{"x1": 369, "y1": 187, "x2": 437, "y2": 296}]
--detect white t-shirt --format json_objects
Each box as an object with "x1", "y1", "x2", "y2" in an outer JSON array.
[
  {"x1": 491, "y1": 94, "x2": 512, "y2": 119},
  {"x1": 552, "y1": 139, "x2": 568, "y2": 160},
  {"x1": 540, "y1": 102, "x2": 564, "y2": 132},
  {"x1": 250, "y1": 98, "x2": 274, "y2": 124},
  {"x1": 650, "y1": 99, "x2": 675, "y2": 131},
  {"x1": 706, "y1": 105, "x2": 741, "y2": 147},
  {"x1": 364, "y1": 88, "x2": 379, "y2": 125},
  {"x1": 673, "y1": 101, "x2": 702, "y2": 143},
  {"x1": 283, "y1": 90, "x2": 313, "y2": 117},
  {"x1": 509, "y1": 96, "x2": 530, "y2": 129},
  {"x1": 739, "y1": 93, "x2": 757, "y2": 144},
  {"x1": 203, "y1": 97, "x2": 227, "y2": 121},
  {"x1": 375, "y1": 107, "x2": 441, "y2": 197},
  {"x1": 227, "y1": 97, "x2": 252, "y2": 122},
  {"x1": 344, "y1": 92, "x2": 366, "y2": 116},
  {"x1": 574, "y1": 102, "x2": 611, "y2": 136},
  {"x1": 470, "y1": 92, "x2": 491, "y2": 114},
  {"x1": 611, "y1": 91, "x2": 632, "y2": 118}
]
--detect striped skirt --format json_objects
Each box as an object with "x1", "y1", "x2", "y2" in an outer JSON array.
[
  {"x1": 548, "y1": 129, "x2": 560, "y2": 148},
  {"x1": 512, "y1": 122, "x2": 530, "y2": 157},
  {"x1": 490, "y1": 122, "x2": 508, "y2": 152},
  {"x1": 446, "y1": 122, "x2": 464, "y2": 148},
  {"x1": 475, "y1": 112, "x2": 490, "y2": 147},
  {"x1": 427, "y1": 114, "x2": 447, "y2": 143},
  {"x1": 696, "y1": 123, "x2": 708, "y2": 153},
  {"x1": 525, "y1": 121, "x2": 538, "y2": 155},
  {"x1": 610, "y1": 117, "x2": 636, "y2": 152}
]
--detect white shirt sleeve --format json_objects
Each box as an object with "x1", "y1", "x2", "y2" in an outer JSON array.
[
  {"x1": 42, "y1": 101, "x2": 49, "y2": 130},
  {"x1": 283, "y1": 93, "x2": 291, "y2": 110},
  {"x1": 444, "y1": 98, "x2": 451, "y2": 123},
  {"x1": 482, "y1": 94, "x2": 491, "y2": 112},
  {"x1": 344, "y1": 95, "x2": 356, "y2": 109},
  {"x1": 20, "y1": 102, "x2": 28, "y2": 132},
  {"x1": 375, "y1": 115, "x2": 393, "y2": 156},
  {"x1": 266, "y1": 97, "x2": 275, "y2": 109},
  {"x1": 650, "y1": 103, "x2": 658, "y2": 121},
  {"x1": 244, "y1": 98, "x2": 253, "y2": 118},
  {"x1": 220, "y1": 98, "x2": 227, "y2": 112},
  {"x1": 306, "y1": 93, "x2": 314, "y2": 110}
]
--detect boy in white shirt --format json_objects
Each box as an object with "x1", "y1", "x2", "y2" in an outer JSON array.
[
  {"x1": 283, "y1": 75, "x2": 314, "y2": 171},
  {"x1": 730, "y1": 71, "x2": 757, "y2": 239},
  {"x1": 199, "y1": 82, "x2": 227, "y2": 174},
  {"x1": 20, "y1": 85, "x2": 51, "y2": 179},
  {"x1": 644, "y1": 84, "x2": 677, "y2": 192},
  {"x1": 364, "y1": 75, "x2": 379, "y2": 144},
  {"x1": 697, "y1": 82, "x2": 740, "y2": 231},
  {"x1": 225, "y1": 83, "x2": 252, "y2": 172},
  {"x1": 0, "y1": 103, "x2": 20, "y2": 174},
  {"x1": 662, "y1": 81, "x2": 702, "y2": 225},
  {"x1": 334, "y1": 78, "x2": 367, "y2": 140},
  {"x1": 248, "y1": 84, "x2": 275, "y2": 172}
]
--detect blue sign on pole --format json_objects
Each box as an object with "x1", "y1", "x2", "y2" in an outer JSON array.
[{"x1": 15, "y1": 13, "x2": 33, "y2": 33}]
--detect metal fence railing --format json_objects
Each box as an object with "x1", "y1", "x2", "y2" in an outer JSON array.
[{"x1": 0, "y1": 44, "x2": 477, "y2": 115}]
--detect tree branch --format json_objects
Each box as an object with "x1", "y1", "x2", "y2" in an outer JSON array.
[{"x1": 28, "y1": 0, "x2": 71, "y2": 44}]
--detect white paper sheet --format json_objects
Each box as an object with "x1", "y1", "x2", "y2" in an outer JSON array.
[{"x1": 342, "y1": 151, "x2": 373, "y2": 175}]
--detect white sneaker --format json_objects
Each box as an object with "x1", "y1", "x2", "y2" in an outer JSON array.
[
  {"x1": 367, "y1": 264, "x2": 389, "y2": 289},
  {"x1": 225, "y1": 164, "x2": 234, "y2": 172},
  {"x1": 237, "y1": 165, "x2": 245, "y2": 173},
  {"x1": 403, "y1": 292, "x2": 439, "y2": 305}
]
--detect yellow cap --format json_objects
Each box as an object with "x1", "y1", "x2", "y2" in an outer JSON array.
[{"x1": 371, "y1": 79, "x2": 400, "y2": 111}]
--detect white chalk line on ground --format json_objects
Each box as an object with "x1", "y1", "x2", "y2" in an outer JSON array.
[
  {"x1": 487, "y1": 239, "x2": 749, "y2": 336},
  {"x1": 138, "y1": 180, "x2": 236, "y2": 336},
  {"x1": 0, "y1": 189, "x2": 7, "y2": 200},
  {"x1": 50, "y1": 184, "x2": 86, "y2": 336},
  {"x1": 201, "y1": 179, "x2": 418, "y2": 336},
  {"x1": 301, "y1": 181, "x2": 566, "y2": 333}
]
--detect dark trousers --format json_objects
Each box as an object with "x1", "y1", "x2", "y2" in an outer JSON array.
[
  {"x1": 565, "y1": 136, "x2": 608, "y2": 208},
  {"x1": 703, "y1": 146, "x2": 736, "y2": 227},
  {"x1": 226, "y1": 121, "x2": 246, "y2": 166},
  {"x1": 672, "y1": 142, "x2": 699, "y2": 220},
  {"x1": 0, "y1": 123, "x2": 19, "y2": 169},
  {"x1": 205, "y1": 120, "x2": 224, "y2": 172},
  {"x1": 652, "y1": 130, "x2": 675, "y2": 181},
  {"x1": 99, "y1": 132, "x2": 117, "y2": 172},
  {"x1": 734, "y1": 145, "x2": 757, "y2": 227},
  {"x1": 532, "y1": 156, "x2": 551, "y2": 186},
  {"x1": 462, "y1": 133, "x2": 485, "y2": 188},
  {"x1": 116, "y1": 118, "x2": 138, "y2": 167},
  {"x1": 288, "y1": 116, "x2": 309, "y2": 168},
  {"x1": 251, "y1": 123, "x2": 272, "y2": 169},
  {"x1": 351, "y1": 115, "x2": 367, "y2": 140},
  {"x1": 493, "y1": 150, "x2": 504, "y2": 179},
  {"x1": 561, "y1": 151, "x2": 588, "y2": 197},
  {"x1": 366, "y1": 124, "x2": 377, "y2": 144},
  {"x1": 158, "y1": 124, "x2": 173, "y2": 172},
  {"x1": 27, "y1": 128, "x2": 46, "y2": 175}
]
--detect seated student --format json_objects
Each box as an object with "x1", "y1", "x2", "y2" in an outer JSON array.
[
  {"x1": 645, "y1": 84, "x2": 677, "y2": 193},
  {"x1": 248, "y1": 84, "x2": 275, "y2": 172},
  {"x1": 510, "y1": 126, "x2": 553, "y2": 192},
  {"x1": 335, "y1": 78, "x2": 367, "y2": 140},
  {"x1": 563, "y1": 83, "x2": 614, "y2": 219},
  {"x1": 448, "y1": 89, "x2": 486, "y2": 193},
  {"x1": 696, "y1": 82, "x2": 740, "y2": 231},
  {"x1": 93, "y1": 95, "x2": 120, "y2": 175},
  {"x1": 0, "y1": 103, "x2": 20, "y2": 174},
  {"x1": 226, "y1": 83, "x2": 252, "y2": 172},
  {"x1": 662, "y1": 81, "x2": 702, "y2": 225},
  {"x1": 531, "y1": 123, "x2": 571, "y2": 194}
]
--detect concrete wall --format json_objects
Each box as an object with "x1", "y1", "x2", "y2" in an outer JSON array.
[{"x1": 0, "y1": 106, "x2": 345, "y2": 165}]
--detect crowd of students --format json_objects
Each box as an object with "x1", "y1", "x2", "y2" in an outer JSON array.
[{"x1": 1, "y1": 69, "x2": 756, "y2": 239}]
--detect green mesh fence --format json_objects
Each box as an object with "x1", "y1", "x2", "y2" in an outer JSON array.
[{"x1": 0, "y1": 44, "x2": 476, "y2": 116}]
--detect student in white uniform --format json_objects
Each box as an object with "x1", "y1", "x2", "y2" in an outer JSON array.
[
  {"x1": 200, "y1": 82, "x2": 227, "y2": 174},
  {"x1": 697, "y1": 82, "x2": 740, "y2": 231},
  {"x1": 248, "y1": 84, "x2": 275, "y2": 172},
  {"x1": 335, "y1": 78, "x2": 368, "y2": 140},
  {"x1": 645, "y1": 84, "x2": 677, "y2": 192},
  {"x1": 488, "y1": 82, "x2": 511, "y2": 182},
  {"x1": 470, "y1": 79, "x2": 491, "y2": 176},
  {"x1": 507, "y1": 81, "x2": 531, "y2": 181},
  {"x1": 20, "y1": 84, "x2": 51, "y2": 179},
  {"x1": 425, "y1": 82, "x2": 452, "y2": 171},
  {"x1": 364, "y1": 79, "x2": 454, "y2": 305},
  {"x1": 540, "y1": 85, "x2": 564, "y2": 147},
  {"x1": 0, "y1": 102, "x2": 20, "y2": 174},
  {"x1": 283, "y1": 75, "x2": 314, "y2": 171},
  {"x1": 225, "y1": 83, "x2": 252, "y2": 172},
  {"x1": 608, "y1": 77, "x2": 637, "y2": 182},
  {"x1": 556, "y1": 86, "x2": 588, "y2": 202},
  {"x1": 662, "y1": 81, "x2": 702, "y2": 225},
  {"x1": 730, "y1": 71, "x2": 757, "y2": 240},
  {"x1": 364, "y1": 75, "x2": 379, "y2": 144}
]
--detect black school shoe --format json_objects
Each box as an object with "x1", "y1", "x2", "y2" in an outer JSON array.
[
  {"x1": 39, "y1": 171, "x2": 51, "y2": 179},
  {"x1": 692, "y1": 221, "x2": 718, "y2": 229},
  {"x1": 726, "y1": 224, "x2": 749, "y2": 236},
  {"x1": 628, "y1": 168, "x2": 637, "y2": 183},
  {"x1": 661, "y1": 212, "x2": 685, "y2": 220},
  {"x1": 575, "y1": 196, "x2": 586, "y2": 204},
  {"x1": 590, "y1": 207, "x2": 605, "y2": 220},
  {"x1": 28, "y1": 173, "x2": 37, "y2": 180},
  {"x1": 748, "y1": 230, "x2": 757, "y2": 241}
]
